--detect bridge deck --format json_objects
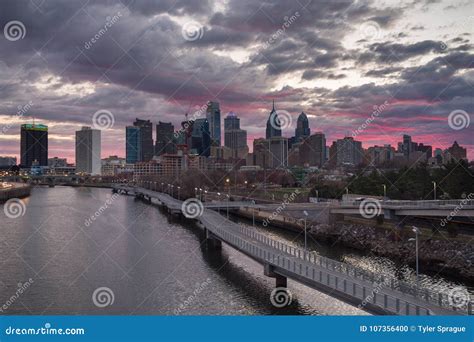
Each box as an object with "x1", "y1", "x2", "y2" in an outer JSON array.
[{"x1": 114, "y1": 185, "x2": 470, "y2": 316}]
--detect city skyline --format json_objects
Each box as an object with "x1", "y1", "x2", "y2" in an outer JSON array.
[{"x1": 0, "y1": 0, "x2": 473, "y2": 162}]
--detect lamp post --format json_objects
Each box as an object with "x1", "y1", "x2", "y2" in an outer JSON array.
[
  {"x1": 226, "y1": 194, "x2": 230, "y2": 219},
  {"x1": 217, "y1": 192, "x2": 221, "y2": 214},
  {"x1": 316, "y1": 190, "x2": 319, "y2": 203},
  {"x1": 161, "y1": 182, "x2": 164, "y2": 192},
  {"x1": 383, "y1": 184, "x2": 387, "y2": 199},
  {"x1": 409, "y1": 226, "x2": 420, "y2": 291},
  {"x1": 177, "y1": 186, "x2": 181, "y2": 200},
  {"x1": 195, "y1": 187, "x2": 198, "y2": 198},
  {"x1": 252, "y1": 200, "x2": 255, "y2": 227},
  {"x1": 199, "y1": 188, "x2": 203, "y2": 201},
  {"x1": 303, "y1": 210, "x2": 308, "y2": 250},
  {"x1": 432, "y1": 181, "x2": 437, "y2": 200}
]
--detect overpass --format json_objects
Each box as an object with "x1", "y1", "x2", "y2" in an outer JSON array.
[
  {"x1": 331, "y1": 198, "x2": 474, "y2": 220},
  {"x1": 113, "y1": 185, "x2": 471, "y2": 316}
]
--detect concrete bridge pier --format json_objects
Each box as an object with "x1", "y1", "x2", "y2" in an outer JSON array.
[
  {"x1": 264, "y1": 264, "x2": 287, "y2": 288},
  {"x1": 204, "y1": 228, "x2": 222, "y2": 250}
]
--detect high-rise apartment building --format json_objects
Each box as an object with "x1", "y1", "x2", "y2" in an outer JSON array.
[{"x1": 75, "y1": 126, "x2": 101, "y2": 175}]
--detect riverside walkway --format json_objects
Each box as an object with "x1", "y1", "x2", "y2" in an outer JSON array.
[{"x1": 113, "y1": 185, "x2": 471, "y2": 316}]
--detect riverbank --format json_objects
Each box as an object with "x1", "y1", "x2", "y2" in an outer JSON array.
[
  {"x1": 0, "y1": 183, "x2": 31, "y2": 203},
  {"x1": 237, "y1": 208, "x2": 474, "y2": 283}
]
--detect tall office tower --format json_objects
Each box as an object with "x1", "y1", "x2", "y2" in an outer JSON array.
[
  {"x1": 398, "y1": 134, "x2": 413, "y2": 159},
  {"x1": 224, "y1": 111, "x2": 240, "y2": 130},
  {"x1": 265, "y1": 100, "x2": 282, "y2": 139},
  {"x1": 224, "y1": 112, "x2": 248, "y2": 158},
  {"x1": 20, "y1": 123, "x2": 48, "y2": 167},
  {"x1": 268, "y1": 136, "x2": 288, "y2": 168},
  {"x1": 75, "y1": 126, "x2": 101, "y2": 175},
  {"x1": 206, "y1": 101, "x2": 221, "y2": 146},
  {"x1": 133, "y1": 118, "x2": 154, "y2": 162},
  {"x1": 191, "y1": 118, "x2": 211, "y2": 157},
  {"x1": 295, "y1": 112, "x2": 310, "y2": 142},
  {"x1": 155, "y1": 121, "x2": 175, "y2": 155},
  {"x1": 331, "y1": 137, "x2": 363, "y2": 166},
  {"x1": 299, "y1": 132, "x2": 326, "y2": 167},
  {"x1": 126, "y1": 126, "x2": 141, "y2": 164}
]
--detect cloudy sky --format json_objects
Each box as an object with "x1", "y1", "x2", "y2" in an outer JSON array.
[{"x1": 0, "y1": 0, "x2": 472, "y2": 162}]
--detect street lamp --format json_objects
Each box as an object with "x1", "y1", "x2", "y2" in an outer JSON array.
[
  {"x1": 303, "y1": 210, "x2": 308, "y2": 250},
  {"x1": 383, "y1": 184, "x2": 387, "y2": 199},
  {"x1": 195, "y1": 187, "x2": 198, "y2": 197},
  {"x1": 251, "y1": 200, "x2": 256, "y2": 227},
  {"x1": 432, "y1": 181, "x2": 437, "y2": 200},
  {"x1": 217, "y1": 192, "x2": 221, "y2": 214},
  {"x1": 199, "y1": 188, "x2": 203, "y2": 201},
  {"x1": 161, "y1": 182, "x2": 164, "y2": 192},
  {"x1": 409, "y1": 226, "x2": 420, "y2": 291},
  {"x1": 177, "y1": 186, "x2": 181, "y2": 200},
  {"x1": 226, "y1": 194, "x2": 230, "y2": 219}
]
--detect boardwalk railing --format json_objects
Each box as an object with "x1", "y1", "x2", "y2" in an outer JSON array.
[{"x1": 233, "y1": 224, "x2": 469, "y2": 314}]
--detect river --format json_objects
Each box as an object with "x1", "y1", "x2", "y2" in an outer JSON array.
[{"x1": 0, "y1": 187, "x2": 469, "y2": 315}]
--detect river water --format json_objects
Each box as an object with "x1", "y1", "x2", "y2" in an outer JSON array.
[{"x1": 0, "y1": 187, "x2": 469, "y2": 315}]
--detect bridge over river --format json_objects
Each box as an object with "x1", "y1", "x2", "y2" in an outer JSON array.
[{"x1": 113, "y1": 185, "x2": 471, "y2": 316}]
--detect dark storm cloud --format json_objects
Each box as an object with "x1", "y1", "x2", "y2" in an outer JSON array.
[{"x1": 0, "y1": 0, "x2": 472, "y2": 159}]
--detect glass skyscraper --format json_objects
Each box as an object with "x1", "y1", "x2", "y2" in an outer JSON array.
[
  {"x1": 206, "y1": 101, "x2": 221, "y2": 146},
  {"x1": 20, "y1": 123, "x2": 48, "y2": 167},
  {"x1": 126, "y1": 126, "x2": 141, "y2": 164}
]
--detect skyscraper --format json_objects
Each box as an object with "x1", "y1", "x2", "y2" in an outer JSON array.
[
  {"x1": 20, "y1": 123, "x2": 48, "y2": 167},
  {"x1": 330, "y1": 137, "x2": 363, "y2": 166},
  {"x1": 295, "y1": 112, "x2": 310, "y2": 142},
  {"x1": 75, "y1": 126, "x2": 101, "y2": 175},
  {"x1": 206, "y1": 101, "x2": 221, "y2": 146},
  {"x1": 266, "y1": 100, "x2": 282, "y2": 139},
  {"x1": 155, "y1": 121, "x2": 175, "y2": 155},
  {"x1": 126, "y1": 126, "x2": 141, "y2": 164},
  {"x1": 299, "y1": 132, "x2": 325, "y2": 167},
  {"x1": 224, "y1": 112, "x2": 240, "y2": 130},
  {"x1": 133, "y1": 118, "x2": 154, "y2": 162},
  {"x1": 224, "y1": 112, "x2": 248, "y2": 158},
  {"x1": 191, "y1": 118, "x2": 211, "y2": 157}
]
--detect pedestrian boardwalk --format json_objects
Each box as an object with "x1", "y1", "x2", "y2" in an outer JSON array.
[{"x1": 113, "y1": 185, "x2": 471, "y2": 316}]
